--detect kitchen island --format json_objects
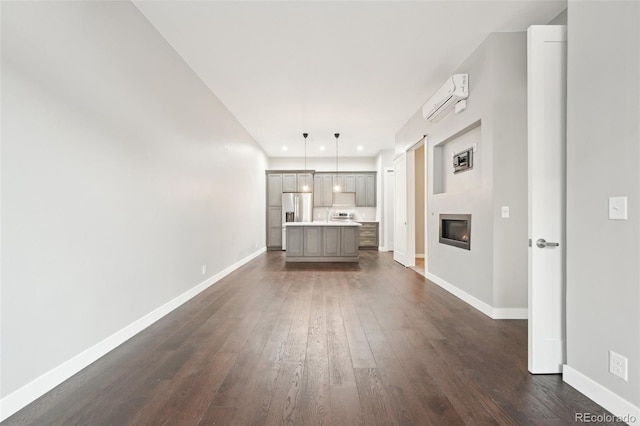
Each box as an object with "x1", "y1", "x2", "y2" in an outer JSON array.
[{"x1": 285, "y1": 221, "x2": 361, "y2": 262}]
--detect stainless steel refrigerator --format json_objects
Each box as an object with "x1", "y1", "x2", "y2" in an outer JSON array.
[{"x1": 282, "y1": 193, "x2": 312, "y2": 250}]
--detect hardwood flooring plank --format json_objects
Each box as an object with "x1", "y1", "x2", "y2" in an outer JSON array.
[
  {"x1": 330, "y1": 385, "x2": 364, "y2": 426},
  {"x1": 198, "y1": 406, "x2": 237, "y2": 426},
  {"x1": 210, "y1": 351, "x2": 261, "y2": 407},
  {"x1": 354, "y1": 368, "x2": 398, "y2": 426},
  {"x1": 228, "y1": 367, "x2": 279, "y2": 426},
  {"x1": 344, "y1": 318, "x2": 377, "y2": 369},
  {"x1": 375, "y1": 356, "x2": 435, "y2": 426},
  {"x1": 297, "y1": 356, "x2": 330, "y2": 425},
  {"x1": 326, "y1": 293, "x2": 356, "y2": 386},
  {"x1": 264, "y1": 361, "x2": 305, "y2": 425}
]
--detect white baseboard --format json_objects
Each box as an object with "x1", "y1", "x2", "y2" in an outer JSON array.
[
  {"x1": 492, "y1": 308, "x2": 528, "y2": 319},
  {"x1": 425, "y1": 272, "x2": 527, "y2": 320},
  {"x1": 415, "y1": 254, "x2": 425, "y2": 258},
  {"x1": 0, "y1": 247, "x2": 266, "y2": 422},
  {"x1": 563, "y1": 365, "x2": 640, "y2": 425}
]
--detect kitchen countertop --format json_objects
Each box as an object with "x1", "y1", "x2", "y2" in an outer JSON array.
[{"x1": 283, "y1": 221, "x2": 362, "y2": 227}]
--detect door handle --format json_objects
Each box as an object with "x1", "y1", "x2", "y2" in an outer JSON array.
[{"x1": 536, "y1": 238, "x2": 559, "y2": 248}]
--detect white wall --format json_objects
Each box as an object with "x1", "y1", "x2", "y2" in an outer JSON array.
[
  {"x1": 395, "y1": 32, "x2": 528, "y2": 316},
  {"x1": 565, "y1": 0, "x2": 640, "y2": 415},
  {"x1": 268, "y1": 156, "x2": 377, "y2": 172},
  {"x1": 1, "y1": 0, "x2": 267, "y2": 411}
]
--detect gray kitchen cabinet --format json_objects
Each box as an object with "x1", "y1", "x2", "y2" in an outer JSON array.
[
  {"x1": 267, "y1": 207, "x2": 282, "y2": 248},
  {"x1": 303, "y1": 227, "x2": 322, "y2": 256},
  {"x1": 282, "y1": 174, "x2": 297, "y2": 192},
  {"x1": 323, "y1": 175, "x2": 333, "y2": 206},
  {"x1": 323, "y1": 227, "x2": 340, "y2": 256},
  {"x1": 355, "y1": 173, "x2": 376, "y2": 207},
  {"x1": 341, "y1": 227, "x2": 359, "y2": 257},
  {"x1": 343, "y1": 174, "x2": 356, "y2": 192},
  {"x1": 313, "y1": 175, "x2": 323, "y2": 207},
  {"x1": 365, "y1": 174, "x2": 376, "y2": 206},
  {"x1": 314, "y1": 173, "x2": 334, "y2": 207},
  {"x1": 332, "y1": 174, "x2": 344, "y2": 193},
  {"x1": 358, "y1": 222, "x2": 379, "y2": 249},
  {"x1": 285, "y1": 224, "x2": 360, "y2": 262},
  {"x1": 287, "y1": 226, "x2": 304, "y2": 256},
  {"x1": 267, "y1": 173, "x2": 282, "y2": 206},
  {"x1": 297, "y1": 173, "x2": 313, "y2": 192}
]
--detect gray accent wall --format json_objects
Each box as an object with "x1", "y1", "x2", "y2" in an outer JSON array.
[
  {"x1": 566, "y1": 0, "x2": 640, "y2": 408},
  {"x1": 1, "y1": 1, "x2": 267, "y2": 398},
  {"x1": 395, "y1": 32, "x2": 528, "y2": 311}
]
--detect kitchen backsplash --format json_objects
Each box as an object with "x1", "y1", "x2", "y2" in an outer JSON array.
[{"x1": 313, "y1": 207, "x2": 377, "y2": 222}]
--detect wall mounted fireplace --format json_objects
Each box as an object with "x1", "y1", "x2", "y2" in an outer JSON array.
[{"x1": 439, "y1": 214, "x2": 471, "y2": 250}]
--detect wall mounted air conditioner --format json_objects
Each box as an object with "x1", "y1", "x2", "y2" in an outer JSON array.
[{"x1": 422, "y1": 74, "x2": 468, "y2": 122}]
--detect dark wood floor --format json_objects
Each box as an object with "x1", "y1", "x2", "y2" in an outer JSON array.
[{"x1": 4, "y1": 251, "x2": 609, "y2": 425}]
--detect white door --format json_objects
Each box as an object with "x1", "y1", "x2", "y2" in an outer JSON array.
[
  {"x1": 383, "y1": 168, "x2": 395, "y2": 251},
  {"x1": 527, "y1": 25, "x2": 567, "y2": 374},
  {"x1": 394, "y1": 154, "x2": 408, "y2": 266}
]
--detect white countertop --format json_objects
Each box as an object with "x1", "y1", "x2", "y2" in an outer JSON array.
[{"x1": 283, "y1": 221, "x2": 362, "y2": 227}]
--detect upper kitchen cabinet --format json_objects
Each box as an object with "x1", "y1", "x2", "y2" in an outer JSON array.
[
  {"x1": 342, "y1": 174, "x2": 356, "y2": 192},
  {"x1": 356, "y1": 173, "x2": 376, "y2": 207},
  {"x1": 297, "y1": 173, "x2": 313, "y2": 193},
  {"x1": 282, "y1": 173, "x2": 297, "y2": 192},
  {"x1": 267, "y1": 173, "x2": 282, "y2": 206},
  {"x1": 314, "y1": 173, "x2": 334, "y2": 207}
]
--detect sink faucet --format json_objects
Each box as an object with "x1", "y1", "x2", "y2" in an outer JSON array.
[{"x1": 326, "y1": 207, "x2": 331, "y2": 222}]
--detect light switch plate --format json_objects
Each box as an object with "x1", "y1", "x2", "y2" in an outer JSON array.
[
  {"x1": 608, "y1": 196, "x2": 628, "y2": 220},
  {"x1": 501, "y1": 206, "x2": 510, "y2": 218}
]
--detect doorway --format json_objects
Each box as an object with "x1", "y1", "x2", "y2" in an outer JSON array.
[
  {"x1": 394, "y1": 137, "x2": 426, "y2": 271},
  {"x1": 412, "y1": 144, "x2": 426, "y2": 276}
]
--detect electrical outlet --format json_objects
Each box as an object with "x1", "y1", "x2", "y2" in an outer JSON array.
[
  {"x1": 609, "y1": 351, "x2": 628, "y2": 381},
  {"x1": 202, "y1": 265, "x2": 206, "y2": 275}
]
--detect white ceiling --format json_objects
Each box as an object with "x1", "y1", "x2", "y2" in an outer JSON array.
[{"x1": 135, "y1": 1, "x2": 566, "y2": 158}]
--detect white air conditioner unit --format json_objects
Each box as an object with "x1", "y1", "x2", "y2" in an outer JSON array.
[{"x1": 422, "y1": 74, "x2": 469, "y2": 122}]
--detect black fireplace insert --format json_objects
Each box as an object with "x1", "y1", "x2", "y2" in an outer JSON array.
[{"x1": 439, "y1": 214, "x2": 471, "y2": 250}]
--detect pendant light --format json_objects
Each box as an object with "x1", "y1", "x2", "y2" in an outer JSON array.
[
  {"x1": 302, "y1": 133, "x2": 309, "y2": 192},
  {"x1": 333, "y1": 133, "x2": 341, "y2": 192}
]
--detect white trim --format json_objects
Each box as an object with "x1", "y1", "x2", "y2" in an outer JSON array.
[
  {"x1": 563, "y1": 365, "x2": 640, "y2": 425},
  {"x1": 378, "y1": 246, "x2": 389, "y2": 252},
  {"x1": 415, "y1": 254, "x2": 425, "y2": 259},
  {"x1": 426, "y1": 272, "x2": 494, "y2": 318},
  {"x1": 425, "y1": 272, "x2": 527, "y2": 320},
  {"x1": 0, "y1": 247, "x2": 266, "y2": 422},
  {"x1": 492, "y1": 308, "x2": 528, "y2": 320}
]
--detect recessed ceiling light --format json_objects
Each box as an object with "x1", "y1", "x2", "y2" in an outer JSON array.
[
  {"x1": 319, "y1": 146, "x2": 326, "y2": 151},
  {"x1": 282, "y1": 146, "x2": 288, "y2": 151},
  {"x1": 357, "y1": 145, "x2": 364, "y2": 151}
]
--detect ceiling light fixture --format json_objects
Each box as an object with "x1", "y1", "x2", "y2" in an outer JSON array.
[
  {"x1": 357, "y1": 145, "x2": 363, "y2": 151},
  {"x1": 320, "y1": 146, "x2": 326, "y2": 151},
  {"x1": 333, "y1": 133, "x2": 341, "y2": 192},
  {"x1": 282, "y1": 146, "x2": 288, "y2": 151},
  {"x1": 302, "y1": 133, "x2": 309, "y2": 192}
]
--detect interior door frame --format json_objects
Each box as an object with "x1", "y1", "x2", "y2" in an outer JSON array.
[
  {"x1": 382, "y1": 167, "x2": 395, "y2": 252},
  {"x1": 393, "y1": 153, "x2": 409, "y2": 266}
]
